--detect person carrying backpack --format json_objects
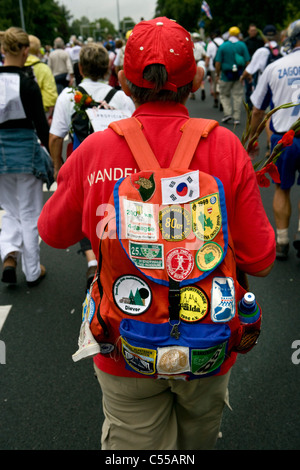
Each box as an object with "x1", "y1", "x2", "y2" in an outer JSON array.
[
  {"x1": 49, "y1": 42, "x2": 135, "y2": 289},
  {"x1": 215, "y1": 26, "x2": 250, "y2": 125},
  {"x1": 38, "y1": 17, "x2": 275, "y2": 450}
]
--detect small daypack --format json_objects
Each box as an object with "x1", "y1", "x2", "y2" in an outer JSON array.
[
  {"x1": 71, "y1": 85, "x2": 118, "y2": 150},
  {"x1": 72, "y1": 117, "x2": 261, "y2": 379}
]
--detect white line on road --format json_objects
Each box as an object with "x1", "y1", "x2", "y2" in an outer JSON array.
[{"x1": 0, "y1": 305, "x2": 12, "y2": 332}]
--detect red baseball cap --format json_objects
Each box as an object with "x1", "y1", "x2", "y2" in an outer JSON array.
[{"x1": 123, "y1": 17, "x2": 197, "y2": 92}]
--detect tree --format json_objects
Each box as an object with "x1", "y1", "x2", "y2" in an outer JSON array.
[
  {"x1": 0, "y1": 0, "x2": 72, "y2": 45},
  {"x1": 155, "y1": 0, "x2": 296, "y2": 36}
]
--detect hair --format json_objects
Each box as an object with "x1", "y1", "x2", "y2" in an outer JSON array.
[
  {"x1": 0, "y1": 27, "x2": 29, "y2": 55},
  {"x1": 126, "y1": 64, "x2": 193, "y2": 104},
  {"x1": 53, "y1": 37, "x2": 64, "y2": 49},
  {"x1": 115, "y1": 39, "x2": 123, "y2": 49},
  {"x1": 79, "y1": 43, "x2": 109, "y2": 80},
  {"x1": 28, "y1": 35, "x2": 41, "y2": 55}
]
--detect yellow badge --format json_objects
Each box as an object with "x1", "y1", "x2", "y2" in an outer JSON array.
[
  {"x1": 196, "y1": 242, "x2": 223, "y2": 272},
  {"x1": 159, "y1": 205, "x2": 192, "y2": 241},
  {"x1": 191, "y1": 193, "x2": 222, "y2": 241},
  {"x1": 179, "y1": 286, "x2": 209, "y2": 322}
]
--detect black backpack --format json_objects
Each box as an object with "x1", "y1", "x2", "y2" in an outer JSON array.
[{"x1": 71, "y1": 86, "x2": 117, "y2": 146}]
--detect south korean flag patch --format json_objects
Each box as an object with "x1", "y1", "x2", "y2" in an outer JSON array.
[{"x1": 161, "y1": 170, "x2": 200, "y2": 205}]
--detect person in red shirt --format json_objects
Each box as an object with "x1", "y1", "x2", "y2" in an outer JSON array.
[{"x1": 38, "y1": 17, "x2": 275, "y2": 450}]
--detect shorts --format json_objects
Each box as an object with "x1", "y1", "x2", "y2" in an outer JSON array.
[{"x1": 271, "y1": 133, "x2": 300, "y2": 190}]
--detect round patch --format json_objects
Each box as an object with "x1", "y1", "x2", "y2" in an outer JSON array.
[
  {"x1": 176, "y1": 182, "x2": 188, "y2": 197},
  {"x1": 113, "y1": 275, "x2": 152, "y2": 315},
  {"x1": 196, "y1": 242, "x2": 223, "y2": 272},
  {"x1": 159, "y1": 205, "x2": 192, "y2": 241},
  {"x1": 179, "y1": 286, "x2": 209, "y2": 322},
  {"x1": 166, "y1": 248, "x2": 194, "y2": 281}
]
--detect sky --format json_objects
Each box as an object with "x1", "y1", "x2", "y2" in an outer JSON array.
[{"x1": 59, "y1": 0, "x2": 157, "y2": 29}]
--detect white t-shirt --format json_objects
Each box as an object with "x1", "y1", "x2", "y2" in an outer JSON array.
[
  {"x1": 245, "y1": 41, "x2": 278, "y2": 78},
  {"x1": 250, "y1": 48, "x2": 300, "y2": 133},
  {"x1": 50, "y1": 78, "x2": 135, "y2": 138},
  {"x1": 206, "y1": 37, "x2": 224, "y2": 71},
  {"x1": 193, "y1": 42, "x2": 206, "y2": 62}
]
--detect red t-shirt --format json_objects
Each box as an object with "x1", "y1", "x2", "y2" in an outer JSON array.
[{"x1": 38, "y1": 101, "x2": 275, "y2": 376}]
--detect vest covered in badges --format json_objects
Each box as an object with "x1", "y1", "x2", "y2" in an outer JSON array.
[{"x1": 72, "y1": 117, "x2": 261, "y2": 379}]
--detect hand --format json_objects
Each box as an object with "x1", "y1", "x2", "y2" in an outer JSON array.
[{"x1": 247, "y1": 142, "x2": 260, "y2": 161}]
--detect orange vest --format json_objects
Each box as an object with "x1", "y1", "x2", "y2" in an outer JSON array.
[{"x1": 80, "y1": 117, "x2": 260, "y2": 379}]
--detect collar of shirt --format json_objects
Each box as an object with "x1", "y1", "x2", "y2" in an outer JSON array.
[{"x1": 132, "y1": 101, "x2": 189, "y2": 119}]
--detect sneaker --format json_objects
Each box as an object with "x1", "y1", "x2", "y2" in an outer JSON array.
[
  {"x1": 27, "y1": 264, "x2": 46, "y2": 287},
  {"x1": 1, "y1": 253, "x2": 17, "y2": 284},
  {"x1": 293, "y1": 231, "x2": 300, "y2": 258},
  {"x1": 233, "y1": 120, "x2": 240, "y2": 125},
  {"x1": 86, "y1": 265, "x2": 97, "y2": 290},
  {"x1": 222, "y1": 115, "x2": 232, "y2": 123},
  {"x1": 276, "y1": 242, "x2": 289, "y2": 260}
]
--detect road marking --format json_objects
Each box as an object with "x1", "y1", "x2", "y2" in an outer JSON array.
[{"x1": 0, "y1": 305, "x2": 12, "y2": 332}]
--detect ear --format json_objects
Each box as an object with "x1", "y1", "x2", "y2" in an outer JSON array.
[
  {"x1": 118, "y1": 70, "x2": 131, "y2": 96},
  {"x1": 191, "y1": 66, "x2": 205, "y2": 92}
]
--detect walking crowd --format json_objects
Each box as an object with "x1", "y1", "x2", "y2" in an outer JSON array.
[{"x1": 0, "y1": 14, "x2": 299, "y2": 451}]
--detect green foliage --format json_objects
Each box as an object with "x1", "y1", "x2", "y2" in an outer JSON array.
[
  {"x1": 0, "y1": 0, "x2": 71, "y2": 45},
  {"x1": 155, "y1": 0, "x2": 297, "y2": 35}
]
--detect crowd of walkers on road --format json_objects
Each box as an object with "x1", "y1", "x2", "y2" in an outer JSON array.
[
  {"x1": 0, "y1": 14, "x2": 299, "y2": 452},
  {"x1": 0, "y1": 18, "x2": 299, "y2": 286}
]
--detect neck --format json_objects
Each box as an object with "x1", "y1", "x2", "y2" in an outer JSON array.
[{"x1": 4, "y1": 49, "x2": 27, "y2": 67}]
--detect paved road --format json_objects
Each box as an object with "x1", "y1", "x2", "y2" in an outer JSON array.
[{"x1": 1, "y1": 84, "x2": 299, "y2": 450}]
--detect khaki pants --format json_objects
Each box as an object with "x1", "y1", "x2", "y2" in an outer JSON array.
[
  {"x1": 219, "y1": 79, "x2": 244, "y2": 121},
  {"x1": 94, "y1": 365, "x2": 231, "y2": 450}
]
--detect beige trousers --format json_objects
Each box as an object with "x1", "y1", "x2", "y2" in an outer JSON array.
[
  {"x1": 94, "y1": 365, "x2": 231, "y2": 450},
  {"x1": 219, "y1": 79, "x2": 244, "y2": 121}
]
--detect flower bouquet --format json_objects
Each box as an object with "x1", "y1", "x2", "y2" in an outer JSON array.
[{"x1": 241, "y1": 102, "x2": 300, "y2": 187}]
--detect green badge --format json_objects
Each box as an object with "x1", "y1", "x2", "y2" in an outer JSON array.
[
  {"x1": 129, "y1": 241, "x2": 164, "y2": 269},
  {"x1": 191, "y1": 342, "x2": 227, "y2": 375},
  {"x1": 191, "y1": 193, "x2": 222, "y2": 241}
]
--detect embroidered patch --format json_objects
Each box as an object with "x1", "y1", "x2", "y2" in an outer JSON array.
[
  {"x1": 179, "y1": 286, "x2": 209, "y2": 322},
  {"x1": 166, "y1": 248, "x2": 194, "y2": 281},
  {"x1": 157, "y1": 346, "x2": 190, "y2": 374},
  {"x1": 129, "y1": 241, "x2": 164, "y2": 269},
  {"x1": 130, "y1": 172, "x2": 156, "y2": 201},
  {"x1": 196, "y1": 242, "x2": 223, "y2": 272},
  {"x1": 211, "y1": 277, "x2": 235, "y2": 322},
  {"x1": 161, "y1": 171, "x2": 200, "y2": 205},
  {"x1": 124, "y1": 199, "x2": 157, "y2": 241},
  {"x1": 121, "y1": 337, "x2": 156, "y2": 375},
  {"x1": 159, "y1": 205, "x2": 192, "y2": 241},
  {"x1": 113, "y1": 275, "x2": 152, "y2": 315},
  {"x1": 191, "y1": 342, "x2": 227, "y2": 375},
  {"x1": 82, "y1": 292, "x2": 96, "y2": 323},
  {"x1": 191, "y1": 193, "x2": 222, "y2": 241}
]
